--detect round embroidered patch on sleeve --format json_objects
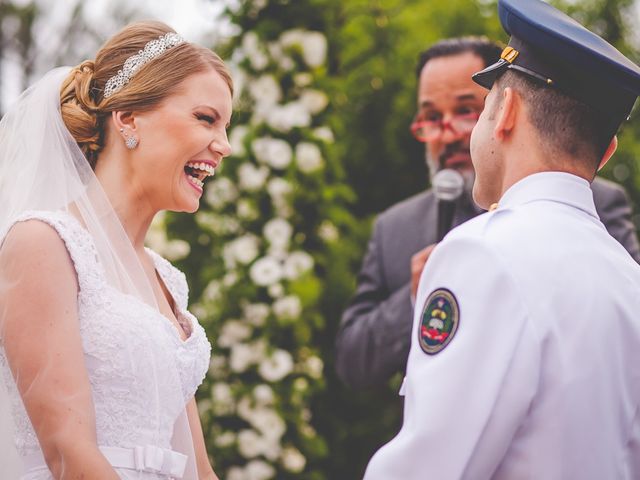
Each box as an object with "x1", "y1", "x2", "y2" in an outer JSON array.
[{"x1": 418, "y1": 288, "x2": 460, "y2": 355}]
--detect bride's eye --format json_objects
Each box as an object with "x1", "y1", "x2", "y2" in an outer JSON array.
[{"x1": 196, "y1": 113, "x2": 215, "y2": 125}]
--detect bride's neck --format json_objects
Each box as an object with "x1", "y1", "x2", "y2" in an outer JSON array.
[{"x1": 93, "y1": 152, "x2": 156, "y2": 252}]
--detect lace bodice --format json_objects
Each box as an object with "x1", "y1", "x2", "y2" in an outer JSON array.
[{"x1": 0, "y1": 210, "x2": 211, "y2": 461}]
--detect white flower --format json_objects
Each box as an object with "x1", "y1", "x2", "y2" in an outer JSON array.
[
  {"x1": 237, "y1": 199, "x2": 259, "y2": 220},
  {"x1": 252, "y1": 137, "x2": 293, "y2": 170},
  {"x1": 318, "y1": 220, "x2": 339, "y2": 242},
  {"x1": 197, "y1": 398, "x2": 211, "y2": 416},
  {"x1": 238, "y1": 163, "x2": 270, "y2": 191},
  {"x1": 223, "y1": 271, "x2": 238, "y2": 287},
  {"x1": 243, "y1": 303, "x2": 270, "y2": 326},
  {"x1": 237, "y1": 429, "x2": 264, "y2": 459},
  {"x1": 253, "y1": 384, "x2": 275, "y2": 405},
  {"x1": 258, "y1": 349, "x2": 294, "y2": 382},
  {"x1": 313, "y1": 126, "x2": 334, "y2": 143},
  {"x1": 283, "y1": 251, "x2": 314, "y2": 280},
  {"x1": 299, "y1": 89, "x2": 328, "y2": 114},
  {"x1": 237, "y1": 395, "x2": 258, "y2": 422},
  {"x1": 293, "y1": 377, "x2": 309, "y2": 392},
  {"x1": 217, "y1": 320, "x2": 252, "y2": 348},
  {"x1": 249, "y1": 75, "x2": 282, "y2": 107},
  {"x1": 246, "y1": 460, "x2": 275, "y2": 480},
  {"x1": 249, "y1": 408, "x2": 287, "y2": 440},
  {"x1": 230, "y1": 343, "x2": 256, "y2": 373},
  {"x1": 263, "y1": 217, "x2": 293, "y2": 249},
  {"x1": 293, "y1": 72, "x2": 313, "y2": 87},
  {"x1": 211, "y1": 382, "x2": 235, "y2": 415},
  {"x1": 280, "y1": 29, "x2": 327, "y2": 68},
  {"x1": 227, "y1": 466, "x2": 247, "y2": 480},
  {"x1": 206, "y1": 176, "x2": 238, "y2": 209},
  {"x1": 305, "y1": 355, "x2": 324, "y2": 379},
  {"x1": 215, "y1": 431, "x2": 236, "y2": 448},
  {"x1": 242, "y1": 32, "x2": 269, "y2": 71},
  {"x1": 266, "y1": 102, "x2": 311, "y2": 132},
  {"x1": 281, "y1": 446, "x2": 307, "y2": 473},
  {"x1": 249, "y1": 256, "x2": 283, "y2": 287},
  {"x1": 208, "y1": 355, "x2": 226, "y2": 376},
  {"x1": 268, "y1": 283, "x2": 284, "y2": 298},
  {"x1": 162, "y1": 240, "x2": 190, "y2": 261},
  {"x1": 224, "y1": 234, "x2": 260, "y2": 267},
  {"x1": 295, "y1": 142, "x2": 324, "y2": 173},
  {"x1": 229, "y1": 125, "x2": 249, "y2": 156},
  {"x1": 300, "y1": 31, "x2": 327, "y2": 68},
  {"x1": 266, "y1": 177, "x2": 293, "y2": 199},
  {"x1": 273, "y1": 295, "x2": 302, "y2": 320}
]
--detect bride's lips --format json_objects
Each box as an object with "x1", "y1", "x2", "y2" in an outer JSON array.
[{"x1": 183, "y1": 159, "x2": 220, "y2": 194}]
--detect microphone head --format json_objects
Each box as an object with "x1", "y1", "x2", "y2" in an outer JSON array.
[{"x1": 432, "y1": 168, "x2": 465, "y2": 202}]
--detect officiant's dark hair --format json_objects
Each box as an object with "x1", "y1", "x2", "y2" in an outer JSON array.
[
  {"x1": 60, "y1": 20, "x2": 233, "y2": 168},
  {"x1": 416, "y1": 37, "x2": 502, "y2": 78}
]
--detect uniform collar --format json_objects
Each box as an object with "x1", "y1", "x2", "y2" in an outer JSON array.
[{"x1": 497, "y1": 171, "x2": 598, "y2": 218}]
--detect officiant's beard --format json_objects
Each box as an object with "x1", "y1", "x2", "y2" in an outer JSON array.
[{"x1": 425, "y1": 146, "x2": 475, "y2": 202}]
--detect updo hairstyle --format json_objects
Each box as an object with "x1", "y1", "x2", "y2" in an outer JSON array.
[{"x1": 60, "y1": 20, "x2": 233, "y2": 168}]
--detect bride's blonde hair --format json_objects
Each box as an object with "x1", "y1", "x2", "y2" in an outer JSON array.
[{"x1": 60, "y1": 20, "x2": 233, "y2": 168}]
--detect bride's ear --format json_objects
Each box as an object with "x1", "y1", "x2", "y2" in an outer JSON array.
[{"x1": 112, "y1": 111, "x2": 137, "y2": 132}]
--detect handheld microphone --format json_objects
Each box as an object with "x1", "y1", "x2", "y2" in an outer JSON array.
[{"x1": 432, "y1": 169, "x2": 465, "y2": 242}]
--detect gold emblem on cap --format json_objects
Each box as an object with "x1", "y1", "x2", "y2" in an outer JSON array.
[
  {"x1": 501, "y1": 46, "x2": 519, "y2": 63},
  {"x1": 489, "y1": 203, "x2": 499, "y2": 211}
]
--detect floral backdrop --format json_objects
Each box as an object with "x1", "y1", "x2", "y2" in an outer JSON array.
[{"x1": 148, "y1": 1, "x2": 361, "y2": 478}]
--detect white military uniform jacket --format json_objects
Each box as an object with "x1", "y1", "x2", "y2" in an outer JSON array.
[{"x1": 364, "y1": 172, "x2": 640, "y2": 480}]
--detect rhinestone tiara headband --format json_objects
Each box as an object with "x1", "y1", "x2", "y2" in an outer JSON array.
[{"x1": 103, "y1": 32, "x2": 185, "y2": 98}]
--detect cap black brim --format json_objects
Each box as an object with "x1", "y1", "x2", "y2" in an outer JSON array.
[{"x1": 472, "y1": 59, "x2": 510, "y2": 89}]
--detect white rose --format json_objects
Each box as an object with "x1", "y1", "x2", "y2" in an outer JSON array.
[
  {"x1": 299, "y1": 89, "x2": 328, "y2": 114},
  {"x1": 237, "y1": 199, "x2": 258, "y2": 220},
  {"x1": 208, "y1": 355, "x2": 226, "y2": 376},
  {"x1": 262, "y1": 436, "x2": 282, "y2": 461},
  {"x1": 318, "y1": 221, "x2": 339, "y2": 242},
  {"x1": 281, "y1": 446, "x2": 307, "y2": 473},
  {"x1": 266, "y1": 102, "x2": 311, "y2": 132},
  {"x1": 211, "y1": 382, "x2": 235, "y2": 415},
  {"x1": 258, "y1": 349, "x2": 294, "y2": 382},
  {"x1": 227, "y1": 466, "x2": 247, "y2": 480},
  {"x1": 293, "y1": 377, "x2": 309, "y2": 392},
  {"x1": 266, "y1": 177, "x2": 293, "y2": 199},
  {"x1": 249, "y1": 75, "x2": 282, "y2": 107},
  {"x1": 263, "y1": 217, "x2": 293, "y2": 248},
  {"x1": 237, "y1": 429, "x2": 264, "y2": 459},
  {"x1": 243, "y1": 303, "x2": 270, "y2": 326},
  {"x1": 300, "y1": 31, "x2": 327, "y2": 68},
  {"x1": 268, "y1": 283, "x2": 285, "y2": 299},
  {"x1": 238, "y1": 163, "x2": 270, "y2": 191},
  {"x1": 305, "y1": 355, "x2": 324, "y2": 379},
  {"x1": 223, "y1": 271, "x2": 238, "y2": 287},
  {"x1": 249, "y1": 408, "x2": 286, "y2": 440},
  {"x1": 245, "y1": 459, "x2": 275, "y2": 480},
  {"x1": 293, "y1": 72, "x2": 313, "y2": 87},
  {"x1": 215, "y1": 431, "x2": 236, "y2": 448},
  {"x1": 283, "y1": 251, "x2": 314, "y2": 280},
  {"x1": 272, "y1": 295, "x2": 302, "y2": 320},
  {"x1": 202, "y1": 279, "x2": 222, "y2": 302},
  {"x1": 230, "y1": 234, "x2": 261, "y2": 266},
  {"x1": 206, "y1": 176, "x2": 238, "y2": 209},
  {"x1": 252, "y1": 137, "x2": 293, "y2": 170},
  {"x1": 249, "y1": 256, "x2": 283, "y2": 287},
  {"x1": 253, "y1": 384, "x2": 275, "y2": 405},
  {"x1": 312, "y1": 126, "x2": 334, "y2": 143},
  {"x1": 230, "y1": 343, "x2": 256, "y2": 373},
  {"x1": 295, "y1": 142, "x2": 324, "y2": 173},
  {"x1": 162, "y1": 240, "x2": 190, "y2": 261},
  {"x1": 229, "y1": 125, "x2": 249, "y2": 156},
  {"x1": 237, "y1": 395, "x2": 257, "y2": 422},
  {"x1": 217, "y1": 320, "x2": 252, "y2": 348}
]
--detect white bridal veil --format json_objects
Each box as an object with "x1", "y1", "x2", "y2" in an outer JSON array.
[{"x1": 0, "y1": 68, "x2": 197, "y2": 478}]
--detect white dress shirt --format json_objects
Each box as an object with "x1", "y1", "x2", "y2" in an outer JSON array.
[{"x1": 365, "y1": 172, "x2": 640, "y2": 480}]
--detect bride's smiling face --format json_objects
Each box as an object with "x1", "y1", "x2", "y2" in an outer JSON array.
[{"x1": 128, "y1": 69, "x2": 232, "y2": 213}]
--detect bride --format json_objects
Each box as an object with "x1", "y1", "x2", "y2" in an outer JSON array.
[{"x1": 0, "y1": 20, "x2": 232, "y2": 479}]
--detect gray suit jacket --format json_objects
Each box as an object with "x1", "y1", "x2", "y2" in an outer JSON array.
[{"x1": 335, "y1": 176, "x2": 640, "y2": 389}]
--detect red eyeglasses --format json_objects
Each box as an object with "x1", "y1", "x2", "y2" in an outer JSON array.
[{"x1": 410, "y1": 111, "x2": 480, "y2": 143}]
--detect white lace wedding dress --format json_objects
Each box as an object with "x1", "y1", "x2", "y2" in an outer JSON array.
[{"x1": 0, "y1": 210, "x2": 212, "y2": 479}]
